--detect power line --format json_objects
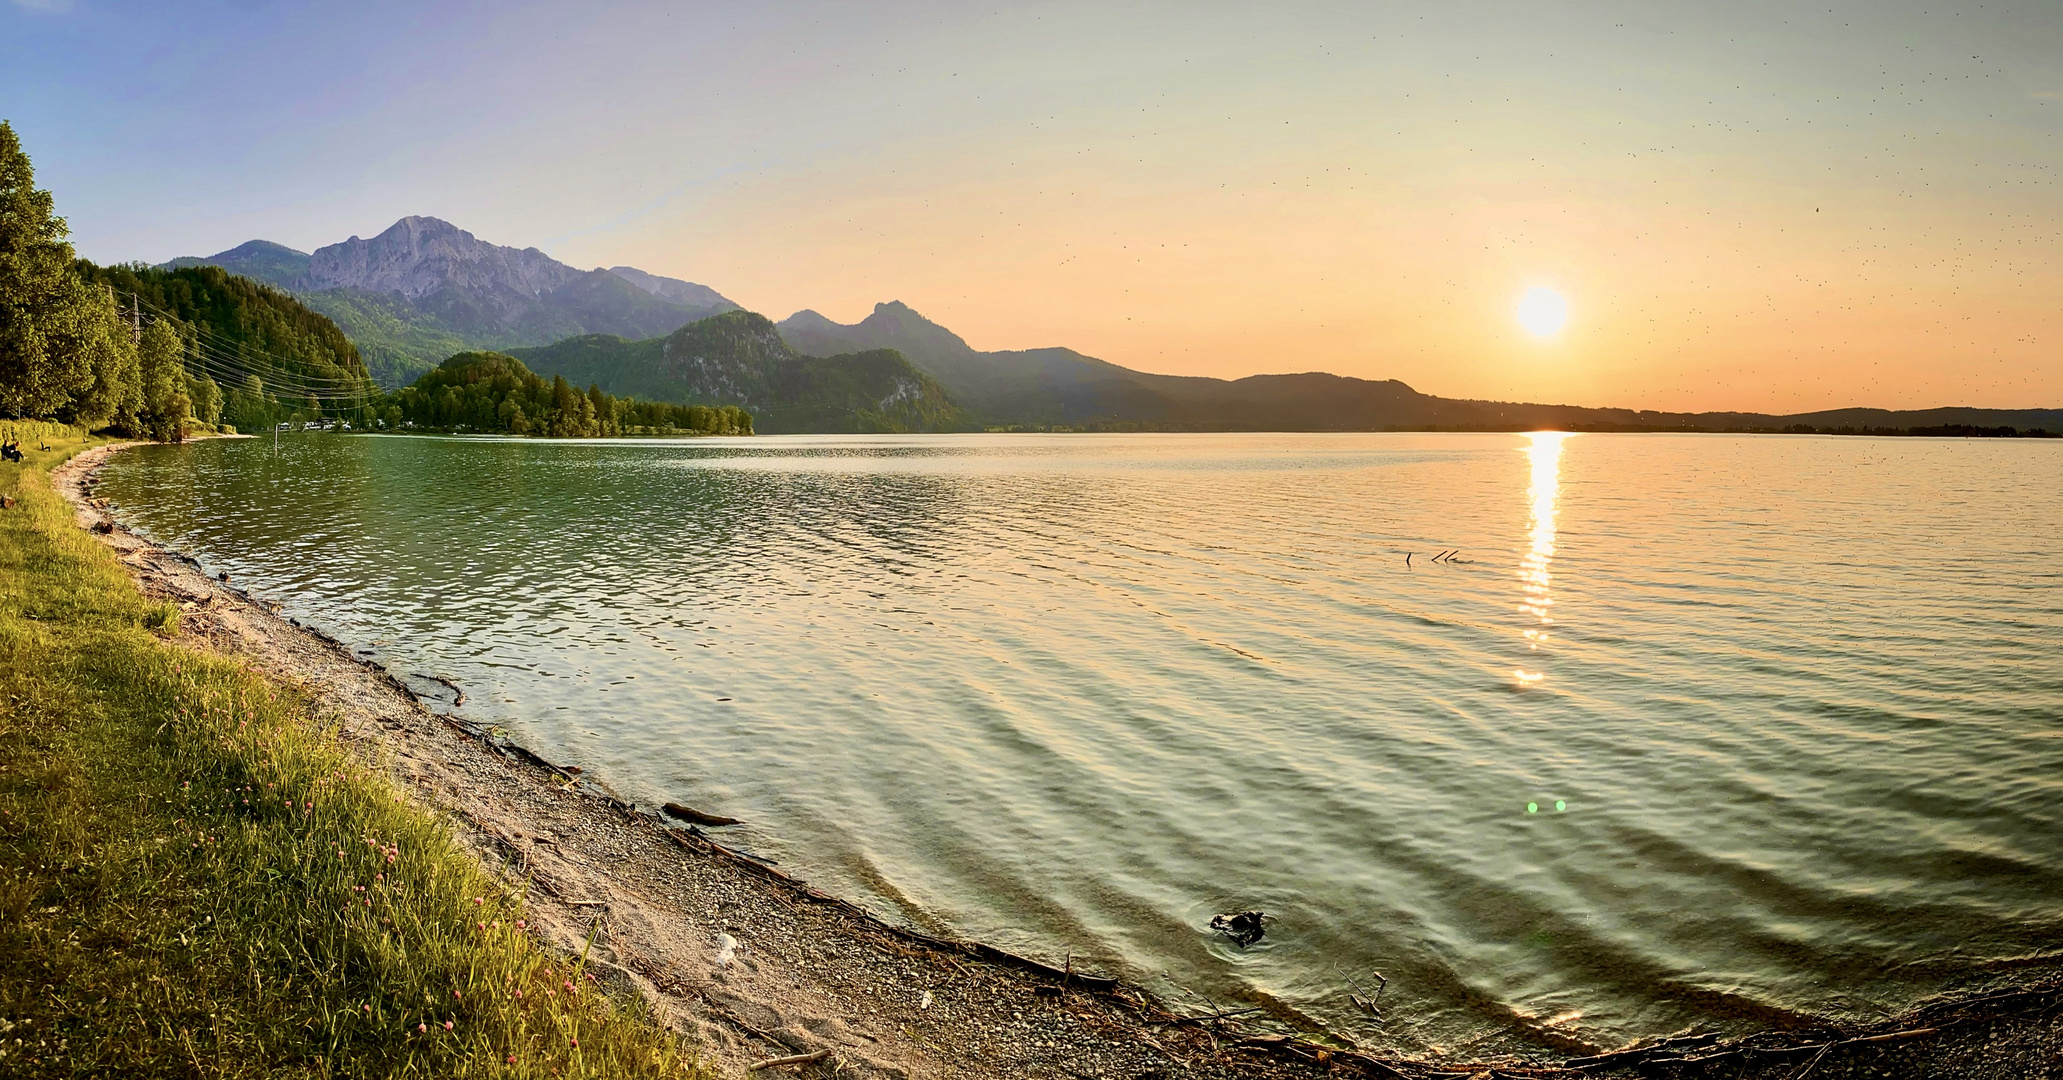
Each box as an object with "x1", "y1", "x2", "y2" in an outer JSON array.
[{"x1": 132, "y1": 296, "x2": 377, "y2": 397}]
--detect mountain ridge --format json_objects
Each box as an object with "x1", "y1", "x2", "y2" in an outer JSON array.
[
  {"x1": 776, "y1": 302, "x2": 2063, "y2": 434},
  {"x1": 163, "y1": 217, "x2": 738, "y2": 388},
  {"x1": 510, "y1": 310, "x2": 964, "y2": 434}
]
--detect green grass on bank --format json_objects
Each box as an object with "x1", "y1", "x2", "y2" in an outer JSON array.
[{"x1": 0, "y1": 432, "x2": 706, "y2": 1078}]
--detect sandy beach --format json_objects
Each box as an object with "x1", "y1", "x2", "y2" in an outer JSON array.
[{"x1": 54, "y1": 441, "x2": 2063, "y2": 1080}]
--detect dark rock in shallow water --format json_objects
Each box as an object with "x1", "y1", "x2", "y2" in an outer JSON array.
[{"x1": 1210, "y1": 910, "x2": 1267, "y2": 946}]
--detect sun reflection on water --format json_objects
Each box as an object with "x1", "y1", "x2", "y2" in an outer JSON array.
[{"x1": 1518, "y1": 432, "x2": 1570, "y2": 667}]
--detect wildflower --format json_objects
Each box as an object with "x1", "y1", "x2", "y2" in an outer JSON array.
[
  {"x1": 418, "y1": 1022, "x2": 427, "y2": 1033},
  {"x1": 444, "y1": 1020, "x2": 453, "y2": 1030},
  {"x1": 507, "y1": 1055, "x2": 516, "y2": 1064},
  {"x1": 563, "y1": 981, "x2": 573, "y2": 991},
  {"x1": 515, "y1": 920, "x2": 526, "y2": 929},
  {"x1": 477, "y1": 922, "x2": 485, "y2": 930},
  {"x1": 570, "y1": 1039, "x2": 578, "y2": 1049},
  {"x1": 473, "y1": 898, "x2": 484, "y2": 906},
  {"x1": 454, "y1": 990, "x2": 462, "y2": 999}
]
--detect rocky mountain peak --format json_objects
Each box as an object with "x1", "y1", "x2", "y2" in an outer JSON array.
[{"x1": 307, "y1": 216, "x2": 583, "y2": 300}]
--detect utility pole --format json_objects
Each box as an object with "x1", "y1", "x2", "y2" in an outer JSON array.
[{"x1": 130, "y1": 292, "x2": 141, "y2": 343}]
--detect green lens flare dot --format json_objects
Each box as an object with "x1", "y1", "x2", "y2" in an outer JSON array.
[
  {"x1": 1555, "y1": 800, "x2": 1567, "y2": 812},
  {"x1": 1526, "y1": 802, "x2": 1538, "y2": 814}
]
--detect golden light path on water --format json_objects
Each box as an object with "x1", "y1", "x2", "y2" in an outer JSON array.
[{"x1": 1515, "y1": 431, "x2": 1568, "y2": 686}]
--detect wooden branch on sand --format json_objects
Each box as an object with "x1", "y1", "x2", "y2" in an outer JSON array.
[{"x1": 746, "y1": 1048, "x2": 832, "y2": 1071}]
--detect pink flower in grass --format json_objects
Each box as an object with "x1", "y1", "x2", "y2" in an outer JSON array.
[
  {"x1": 418, "y1": 1022, "x2": 427, "y2": 1033},
  {"x1": 444, "y1": 1020, "x2": 453, "y2": 1030}
]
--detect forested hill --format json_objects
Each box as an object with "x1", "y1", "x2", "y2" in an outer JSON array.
[
  {"x1": 76, "y1": 261, "x2": 378, "y2": 431},
  {"x1": 510, "y1": 311, "x2": 965, "y2": 434},
  {"x1": 388, "y1": 351, "x2": 750, "y2": 436}
]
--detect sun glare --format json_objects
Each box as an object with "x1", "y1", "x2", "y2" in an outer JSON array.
[{"x1": 1516, "y1": 288, "x2": 1569, "y2": 338}]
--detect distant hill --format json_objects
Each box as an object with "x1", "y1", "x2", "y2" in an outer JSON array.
[
  {"x1": 779, "y1": 302, "x2": 2063, "y2": 435},
  {"x1": 163, "y1": 217, "x2": 738, "y2": 388},
  {"x1": 510, "y1": 310, "x2": 964, "y2": 434}
]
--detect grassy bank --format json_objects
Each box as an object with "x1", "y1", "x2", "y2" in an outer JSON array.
[{"x1": 0, "y1": 433, "x2": 704, "y2": 1077}]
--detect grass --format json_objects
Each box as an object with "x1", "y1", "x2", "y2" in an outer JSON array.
[{"x1": 0, "y1": 431, "x2": 708, "y2": 1078}]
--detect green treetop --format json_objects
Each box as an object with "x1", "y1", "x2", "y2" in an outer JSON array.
[{"x1": 0, "y1": 119, "x2": 138, "y2": 420}]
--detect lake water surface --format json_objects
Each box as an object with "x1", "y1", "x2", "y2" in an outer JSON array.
[{"x1": 99, "y1": 432, "x2": 2063, "y2": 1054}]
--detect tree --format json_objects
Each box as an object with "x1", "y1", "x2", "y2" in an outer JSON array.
[
  {"x1": 135, "y1": 318, "x2": 192, "y2": 441},
  {"x1": 55, "y1": 285, "x2": 141, "y2": 427},
  {"x1": 187, "y1": 368, "x2": 222, "y2": 427},
  {"x1": 0, "y1": 120, "x2": 128, "y2": 418}
]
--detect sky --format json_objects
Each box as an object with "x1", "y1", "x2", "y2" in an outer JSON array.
[{"x1": 5, "y1": 0, "x2": 2060, "y2": 413}]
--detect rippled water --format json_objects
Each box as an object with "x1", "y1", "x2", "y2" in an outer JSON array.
[{"x1": 99, "y1": 432, "x2": 2063, "y2": 1053}]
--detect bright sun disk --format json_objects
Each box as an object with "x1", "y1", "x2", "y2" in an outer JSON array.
[{"x1": 1516, "y1": 288, "x2": 1569, "y2": 337}]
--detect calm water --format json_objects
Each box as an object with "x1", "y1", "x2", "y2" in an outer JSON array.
[{"x1": 100, "y1": 432, "x2": 2063, "y2": 1053}]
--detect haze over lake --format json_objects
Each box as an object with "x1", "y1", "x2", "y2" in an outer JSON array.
[{"x1": 100, "y1": 432, "x2": 2063, "y2": 1052}]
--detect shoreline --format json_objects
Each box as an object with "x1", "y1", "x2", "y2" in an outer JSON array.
[{"x1": 56, "y1": 440, "x2": 2063, "y2": 1079}]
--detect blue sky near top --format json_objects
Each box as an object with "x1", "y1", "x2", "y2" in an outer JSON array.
[{"x1": 5, "y1": 0, "x2": 2060, "y2": 410}]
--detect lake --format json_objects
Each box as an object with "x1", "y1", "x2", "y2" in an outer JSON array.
[{"x1": 97, "y1": 431, "x2": 2063, "y2": 1054}]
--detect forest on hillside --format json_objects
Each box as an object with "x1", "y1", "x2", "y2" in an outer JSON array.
[
  {"x1": 387, "y1": 352, "x2": 752, "y2": 436},
  {"x1": 75, "y1": 261, "x2": 380, "y2": 434}
]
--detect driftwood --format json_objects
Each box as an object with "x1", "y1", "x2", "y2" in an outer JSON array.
[
  {"x1": 746, "y1": 1047, "x2": 832, "y2": 1071},
  {"x1": 662, "y1": 802, "x2": 742, "y2": 827}
]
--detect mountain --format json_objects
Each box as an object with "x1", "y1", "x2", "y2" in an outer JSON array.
[
  {"x1": 779, "y1": 302, "x2": 2063, "y2": 434},
  {"x1": 606, "y1": 265, "x2": 732, "y2": 311},
  {"x1": 164, "y1": 217, "x2": 737, "y2": 388},
  {"x1": 163, "y1": 239, "x2": 310, "y2": 286},
  {"x1": 510, "y1": 310, "x2": 964, "y2": 434},
  {"x1": 778, "y1": 301, "x2": 1173, "y2": 423}
]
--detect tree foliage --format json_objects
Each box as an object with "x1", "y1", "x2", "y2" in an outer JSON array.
[
  {"x1": 0, "y1": 120, "x2": 138, "y2": 421},
  {"x1": 390, "y1": 352, "x2": 751, "y2": 436},
  {"x1": 134, "y1": 320, "x2": 193, "y2": 442},
  {"x1": 0, "y1": 121, "x2": 247, "y2": 440}
]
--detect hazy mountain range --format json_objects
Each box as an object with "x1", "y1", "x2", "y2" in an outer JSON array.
[{"x1": 169, "y1": 217, "x2": 2062, "y2": 435}]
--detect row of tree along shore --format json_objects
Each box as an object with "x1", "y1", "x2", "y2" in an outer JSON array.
[{"x1": 1, "y1": 121, "x2": 749, "y2": 443}]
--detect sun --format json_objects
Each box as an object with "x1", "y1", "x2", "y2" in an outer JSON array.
[{"x1": 1516, "y1": 288, "x2": 1569, "y2": 337}]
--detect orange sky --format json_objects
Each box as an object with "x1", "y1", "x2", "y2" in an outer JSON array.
[{"x1": 15, "y1": 1, "x2": 2063, "y2": 412}]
